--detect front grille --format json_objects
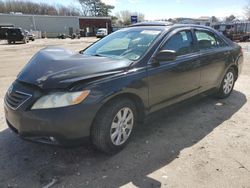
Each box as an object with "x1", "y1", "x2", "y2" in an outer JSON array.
[{"x1": 5, "y1": 91, "x2": 32, "y2": 110}]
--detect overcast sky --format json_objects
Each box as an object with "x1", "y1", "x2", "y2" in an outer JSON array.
[{"x1": 32, "y1": 0, "x2": 248, "y2": 20}]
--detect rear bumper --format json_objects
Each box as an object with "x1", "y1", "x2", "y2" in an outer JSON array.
[
  {"x1": 96, "y1": 34, "x2": 106, "y2": 38},
  {"x1": 237, "y1": 54, "x2": 244, "y2": 76}
]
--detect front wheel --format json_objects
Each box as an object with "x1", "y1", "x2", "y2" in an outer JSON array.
[
  {"x1": 215, "y1": 68, "x2": 236, "y2": 99},
  {"x1": 91, "y1": 98, "x2": 137, "y2": 153}
]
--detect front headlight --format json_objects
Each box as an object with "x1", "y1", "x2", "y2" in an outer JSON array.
[{"x1": 31, "y1": 90, "x2": 90, "y2": 110}]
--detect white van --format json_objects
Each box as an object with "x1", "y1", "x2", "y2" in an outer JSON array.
[{"x1": 96, "y1": 28, "x2": 108, "y2": 38}]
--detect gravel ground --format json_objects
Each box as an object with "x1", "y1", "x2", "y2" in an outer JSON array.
[{"x1": 0, "y1": 38, "x2": 249, "y2": 188}]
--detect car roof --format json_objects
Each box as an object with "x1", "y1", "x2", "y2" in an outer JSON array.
[
  {"x1": 128, "y1": 21, "x2": 233, "y2": 45},
  {"x1": 130, "y1": 21, "x2": 173, "y2": 27},
  {"x1": 130, "y1": 21, "x2": 213, "y2": 31},
  {"x1": 7, "y1": 27, "x2": 22, "y2": 30}
]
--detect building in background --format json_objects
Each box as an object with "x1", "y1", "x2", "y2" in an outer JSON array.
[
  {"x1": 79, "y1": 17, "x2": 112, "y2": 37},
  {"x1": 0, "y1": 13, "x2": 112, "y2": 38}
]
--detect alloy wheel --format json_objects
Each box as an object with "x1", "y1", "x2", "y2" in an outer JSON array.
[
  {"x1": 110, "y1": 107, "x2": 134, "y2": 146},
  {"x1": 223, "y1": 71, "x2": 234, "y2": 95}
]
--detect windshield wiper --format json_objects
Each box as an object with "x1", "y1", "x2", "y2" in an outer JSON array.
[
  {"x1": 92, "y1": 53, "x2": 103, "y2": 57},
  {"x1": 79, "y1": 51, "x2": 105, "y2": 57}
]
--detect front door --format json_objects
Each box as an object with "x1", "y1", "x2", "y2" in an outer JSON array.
[{"x1": 148, "y1": 29, "x2": 201, "y2": 112}]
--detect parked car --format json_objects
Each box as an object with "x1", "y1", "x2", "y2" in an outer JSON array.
[
  {"x1": 213, "y1": 22, "x2": 250, "y2": 42},
  {"x1": 96, "y1": 28, "x2": 108, "y2": 38},
  {"x1": 0, "y1": 25, "x2": 14, "y2": 40},
  {"x1": 6, "y1": 28, "x2": 29, "y2": 44},
  {"x1": 71, "y1": 33, "x2": 81, "y2": 39},
  {"x1": 0, "y1": 27, "x2": 10, "y2": 40},
  {"x1": 24, "y1": 30, "x2": 35, "y2": 41},
  {"x1": 57, "y1": 33, "x2": 66, "y2": 39},
  {"x1": 4, "y1": 22, "x2": 243, "y2": 153}
]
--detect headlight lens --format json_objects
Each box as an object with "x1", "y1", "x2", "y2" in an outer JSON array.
[{"x1": 31, "y1": 90, "x2": 90, "y2": 110}]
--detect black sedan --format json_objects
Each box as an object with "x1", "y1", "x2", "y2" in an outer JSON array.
[{"x1": 4, "y1": 22, "x2": 243, "y2": 153}]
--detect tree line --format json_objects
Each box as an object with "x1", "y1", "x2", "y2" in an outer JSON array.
[
  {"x1": 78, "y1": 0, "x2": 114, "y2": 17},
  {"x1": 0, "y1": 0, "x2": 114, "y2": 17}
]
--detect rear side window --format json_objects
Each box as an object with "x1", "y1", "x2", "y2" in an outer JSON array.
[
  {"x1": 216, "y1": 37, "x2": 228, "y2": 47},
  {"x1": 162, "y1": 30, "x2": 193, "y2": 56},
  {"x1": 7, "y1": 29, "x2": 21, "y2": 35},
  {"x1": 195, "y1": 30, "x2": 218, "y2": 50}
]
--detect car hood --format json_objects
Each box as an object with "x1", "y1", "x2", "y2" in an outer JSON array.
[{"x1": 17, "y1": 47, "x2": 132, "y2": 89}]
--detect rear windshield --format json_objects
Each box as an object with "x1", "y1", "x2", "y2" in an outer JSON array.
[{"x1": 7, "y1": 29, "x2": 22, "y2": 34}]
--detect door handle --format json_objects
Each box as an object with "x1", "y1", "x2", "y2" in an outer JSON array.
[{"x1": 224, "y1": 51, "x2": 230, "y2": 55}]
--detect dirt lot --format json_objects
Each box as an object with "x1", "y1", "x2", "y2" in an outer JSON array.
[{"x1": 0, "y1": 38, "x2": 249, "y2": 188}]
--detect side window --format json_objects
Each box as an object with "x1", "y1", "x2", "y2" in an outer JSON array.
[
  {"x1": 162, "y1": 30, "x2": 193, "y2": 56},
  {"x1": 216, "y1": 37, "x2": 228, "y2": 47},
  {"x1": 195, "y1": 30, "x2": 218, "y2": 50}
]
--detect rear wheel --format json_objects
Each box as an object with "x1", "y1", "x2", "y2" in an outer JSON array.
[
  {"x1": 91, "y1": 98, "x2": 137, "y2": 153},
  {"x1": 215, "y1": 68, "x2": 236, "y2": 99}
]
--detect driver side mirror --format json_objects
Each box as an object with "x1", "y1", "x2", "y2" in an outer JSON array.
[{"x1": 153, "y1": 50, "x2": 177, "y2": 63}]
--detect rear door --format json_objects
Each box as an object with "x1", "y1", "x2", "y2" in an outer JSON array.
[
  {"x1": 147, "y1": 28, "x2": 201, "y2": 112},
  {"x1": 194, "y1": 29, "x2": 231, "y2": 92}
]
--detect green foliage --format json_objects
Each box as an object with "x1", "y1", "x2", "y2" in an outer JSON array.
[
  {"x1": 211, "y1": 16, "x2": 219, "y2": 23},
  {"x1": 78, "y1": 0, "x2": 114, "y2": 16},
  {"x1": 225, "y1": 15, "x2": 236, "y2": 22},
  {"x1": 244, "y1": 0, "x2": 250, "y2": 20},
  {"x1": 0, "y1": 0, "x2": 80, "y2": 16}
]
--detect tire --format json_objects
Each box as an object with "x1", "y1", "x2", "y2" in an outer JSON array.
[
  {"x1": 91, "y1": 98, "x2": 137, "y2": 153},
  {"x1": 215, "y1": 67, "x2": 236, "y2": 99}
]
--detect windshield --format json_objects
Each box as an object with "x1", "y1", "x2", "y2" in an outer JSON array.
[{"x1": 83, "y1": 28, "x2": 162, "y2": 61}]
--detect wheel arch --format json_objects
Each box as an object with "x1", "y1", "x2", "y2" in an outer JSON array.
[
  {"x1": 230, "y1": 64, "x2": 239, "y2": 80},
  {"x1": 217, "y1": 62, "x2": 239, "y2": 90},
  {"x1": 94, "y1": 92, "x2": 146, "y2": 125}
]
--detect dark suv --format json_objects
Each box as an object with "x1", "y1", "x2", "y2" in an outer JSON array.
[
  {"x1": 6, "y1": 28, "x2": 29, "y2": 44},
  {"x1": 4, "y1": 22, "x2": 243, "y2": 153}
]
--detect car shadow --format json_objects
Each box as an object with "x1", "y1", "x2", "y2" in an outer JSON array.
[
  {"x1": 0, "y1": 90, "x2": 247, "y2": 188},
  {"x1": 0, "y1": 42, "x2": 27, "y2": 45}
]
